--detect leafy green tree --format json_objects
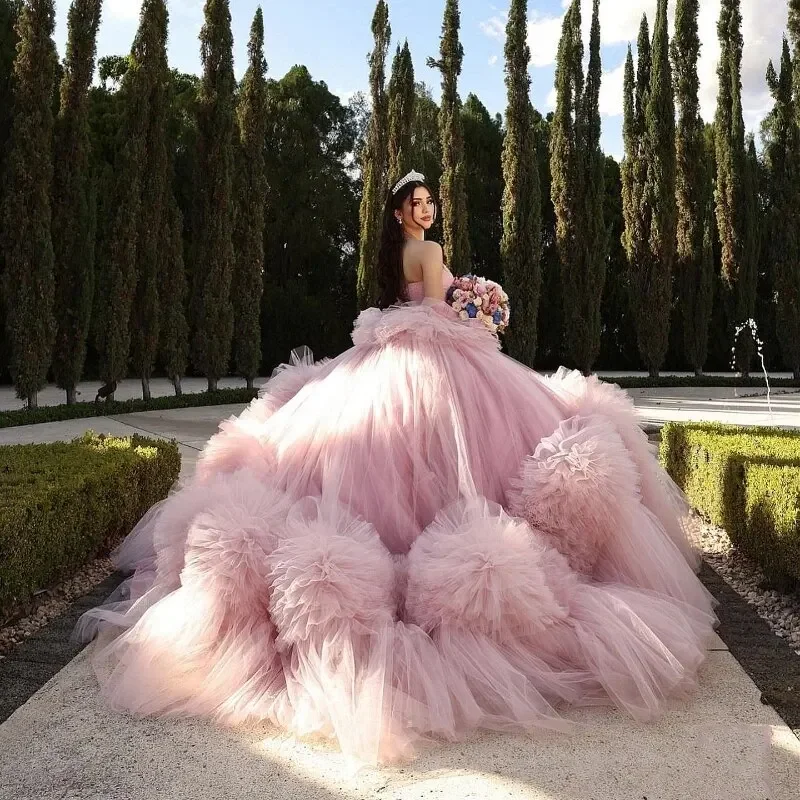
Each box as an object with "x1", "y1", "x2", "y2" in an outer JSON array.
[{"x1": 262, "y1": 66, "x2": 359, "y2": 369}]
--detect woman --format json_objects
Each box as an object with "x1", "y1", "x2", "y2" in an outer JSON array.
[{"x1": 77, "y1": 171, "x2": 717, "y2": 765}]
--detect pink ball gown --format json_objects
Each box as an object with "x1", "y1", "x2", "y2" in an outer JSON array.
[{"x1": 77, "y1": 267, "x2": 717, "y2": 765}]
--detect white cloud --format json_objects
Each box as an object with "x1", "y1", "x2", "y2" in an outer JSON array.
[
  {"x1": 482, "y1": 0, "x2": 786, "y2": 134},
  {"x1": 488, "y1": 54, "x2": 499, "y2": 67},
  {"x1": 106, "y1": 0, "x2": 142, "y2": 22},
  {"x1": 528, "y1": 11, "x2": 567, "y2": 68},
  {"x1": 479, "y1": 17, "x2": 505, "y2": 41},
  {"x1": 599, "y1": 58, "x2": 627, "y2": 117}
]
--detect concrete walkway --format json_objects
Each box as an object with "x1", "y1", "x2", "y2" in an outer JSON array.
[{"x1": 0, "y1": 402, "x2": 798, "y2": 799}]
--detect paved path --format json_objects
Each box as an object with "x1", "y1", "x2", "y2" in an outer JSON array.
[{"x1": 0, "y1": 403, "x2": 798, "y2": 799}]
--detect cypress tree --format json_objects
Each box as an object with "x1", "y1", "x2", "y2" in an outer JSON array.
[
  {"x1": 550, "y1": 0, "x2": 605, "y2": 374},
  {"x1": 388, "y1": 40, "x2": 415, "y2": 181},
  {"x1": 0, "y1": 0, "x2": 20, "y2": 180},
  {"x1": 715, "y1": 0, "x2": 752, "y2": 375},
  {"x1": 672, "y1": 0, "x2": 712, "y2": 374},
  {"x1": 1, "y1": 0, "x2": 57, "y2": 407},
  {"x1": 0, "y1": 0, "x2": 22, "y2": 374},
  {"x1": 621, "y1": 18, "x2": 651, "y2": 365},
  {"x1": 94, "y1": 1, "x2": 161, "y2": 399},
  {"x1": 130, "y1": 0, "x2": 169, "y2": 401},
  {"x1": 621, "y1": 45, "x2": 637, "y2": 263},
  {"x1": 501, "y1": 0, "x2": 540, "y2": 367},
  {"x1": 356, "y1": 0, "x2": 390, "y2": 309},
  {"x1": 233, "y1": 7, "x2": 268, "y2": 389},
  {"x1": 160, "y1": 197, "x2": 189, "y2": 393},
  {"x1": 638, "y1": 0, "x2": 676, "y2": 378},
  {"x1": 578, "y1": 0, "x2": 606, "y2": 373},
  {"x1": 742, "y1": 133, "x2": 760, "y2": 351},
  {"x1": 191, "y1": 0, "x2": 236, "y2": 391},
  {"x1": 52, "y1": 0, "x2": 102, "y2": 405},
  {"x1": 772, "y1": 6, "x2": 800, "y2": 377},
  {"x1": 635, "y1": 16, "x2": 652, "y2": 134},
  {"x1": 550, "y1": 1, "x2": 582, "y2": 368},
  {"x1": 624, "y1": 4, "x2": 675, "y2": 378},
  {"x1": 428, "y1": 0, "x2": 469, "y2": 274}
]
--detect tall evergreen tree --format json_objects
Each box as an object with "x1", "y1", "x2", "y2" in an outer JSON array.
[
  {"x1": 387, "y1": 39, "x2": 415, "y2": 181},
  {"x1": 621, "y1": 45, "x2": 637, "y2": 267},
  {"x1": 160, "y1": 197, "x2": 189, "y2": 392},
  {"x1": 715, "y1": 0, "x2": 752, "y2": 375},
  {"x1": 771, "y1": 8, "x2": 800, "y2": 377},
  {"x1": 672, "y1": 0, "x2": 712, "y2": 374},
  {"x1": 0, "y1": 1, "x2": 20, "y2": 181},
  {"x1": 1, "y1": 0, "x2": 57, "y2": 406},
  {"x1": 578, "y1": 0, "x2": 606, "y2": 373},
  {"x1": 623, "y1": 5, "x2": 675, "y2": 377},
  {"x1": 550, "y1": 0, "x2": 605, "y2": 374},
  {"x1": 52, "y1": 0, "x2": 102, "y2": 404},
  {"x1": 0, "y1": 0, "x2": 22, "y2": 376},
  {"x1": 94, "y1": 2, "x2": 162, "y2": 398},
  {"x1": 621, "y1": 20, "x2": 652, "y2": 371},
  {"x1": 428, "y1": 0, "x2": 469, "y2": 274},
  {"x1": 742, "y1": 133, "x2": 761, "y2": 354},
  {"x1": 501, "y1": 0, "x2": 540, "y2": 366},
  {"x1": 233, "y1": 8, "x2": 268, "y2": 389},
  {"x1": 191, "y1": 0, "x2": 236, "y2": 391},
  {"x1": 356, "y1": 0, "x2": 390, "y2": 309},
  {"x1": 623, "y1": 15, "x2": 651, "y2": 258},
  {"x1": 637, "y1": 0, "x2": 676, "y2": 378},
  {"x1": 130, "y1": 0, "x2": 169, "y2": 401}
]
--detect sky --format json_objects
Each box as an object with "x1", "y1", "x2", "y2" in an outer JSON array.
[{"x1": 52, "y1": 0, "x2": 790, "y2": 160}]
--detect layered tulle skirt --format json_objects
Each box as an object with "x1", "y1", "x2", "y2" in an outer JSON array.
[{"x1": 76, "y1": 301, "x2": 717, "y2": 764}]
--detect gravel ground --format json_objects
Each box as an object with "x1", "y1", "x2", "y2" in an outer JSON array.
[
  {"x1": 0, "y1": 557, "x2": 115, "y2": 660},
  {"x1": 697, "y1": 517, "x2": 800, "y2": 657}
]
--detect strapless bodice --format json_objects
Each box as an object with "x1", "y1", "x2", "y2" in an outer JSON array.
[{"x1": 406, "y1": 266, "x2": 455, "y2": 302}]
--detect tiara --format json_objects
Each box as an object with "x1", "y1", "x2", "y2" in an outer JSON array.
[{"x1": 392, "y1": 170, "x2": 425, "y2": 195}]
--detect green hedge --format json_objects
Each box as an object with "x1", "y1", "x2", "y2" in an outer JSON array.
[
  {"x1": 660, "y1": 422, "x2": 800, "y2": 585},
  {"x1": 0, "y1": 387, "x2": 258, "y2": 429},
  {"x1": 0, "y1": 432, "x2": 181, "y2": 618}
]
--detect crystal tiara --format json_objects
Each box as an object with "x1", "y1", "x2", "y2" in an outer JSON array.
[{"x1": 392, "y1": 170, "x2": 426, "y2": 195}]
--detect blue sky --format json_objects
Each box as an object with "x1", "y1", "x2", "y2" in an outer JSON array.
[{"x1": 53, "y1": 1, "x2": 788, "y2": 159}]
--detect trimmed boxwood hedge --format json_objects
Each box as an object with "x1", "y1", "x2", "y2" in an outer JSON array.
[
  {"x1": 0, "y1": 387, "x2": 258, "y2": 429},
  {"x1": 0, "y1": 432, "x2": 181, "y2": 619},
  {"x1": 660, "y1": 422, "x2": 800, "y2": 586}
]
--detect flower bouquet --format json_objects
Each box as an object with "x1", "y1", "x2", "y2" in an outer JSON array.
[{"x1": 445, "y1": 274, "x2": 511, "y2": 336}]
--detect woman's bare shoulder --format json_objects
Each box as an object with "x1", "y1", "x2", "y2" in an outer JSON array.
[{"x1": 405, "y1": 239, "x2": 443, "y2": 266}]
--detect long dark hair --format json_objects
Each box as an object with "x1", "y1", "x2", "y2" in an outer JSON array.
[{"x1": 376, "y1": 179, "x2": 438, "y2": 309}]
